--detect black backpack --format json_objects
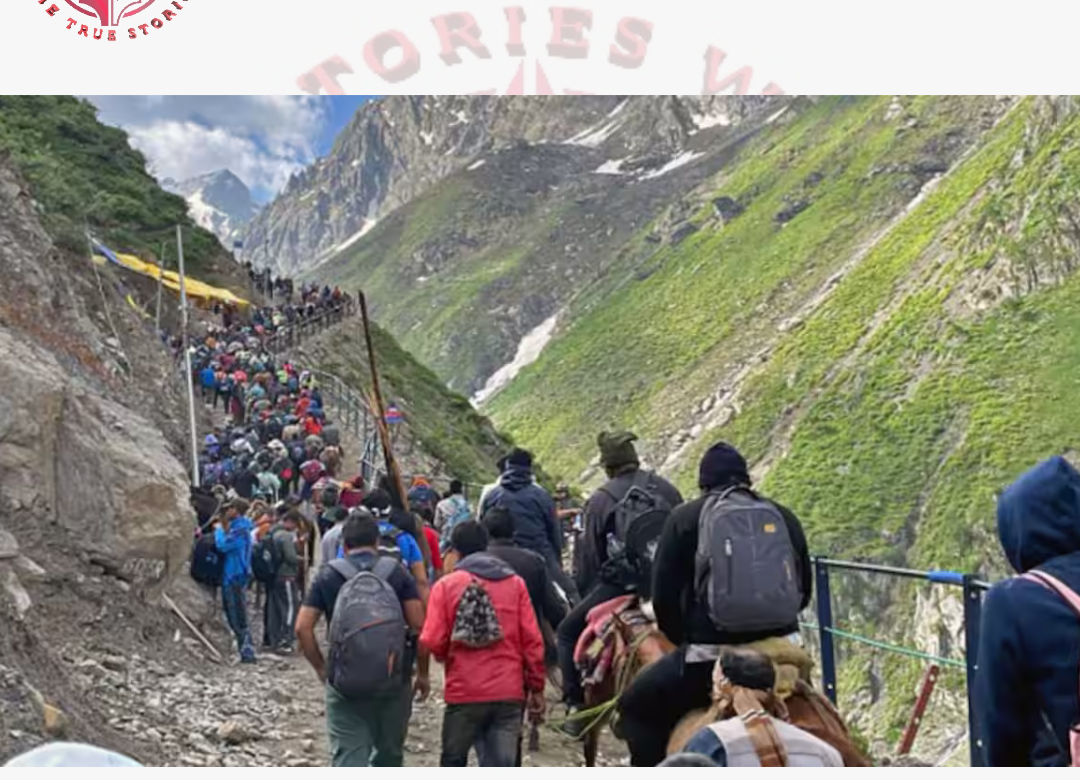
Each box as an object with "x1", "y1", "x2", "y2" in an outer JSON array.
[
  {"x1": 251, "y1": 531, "x2": 283, "y2": 584},
  {"x1": 190, "y1": 534, "x2": 224, "y2": 587},
  {"x1": 599, "y1": 470, "x2": 673, "y2": 596}
]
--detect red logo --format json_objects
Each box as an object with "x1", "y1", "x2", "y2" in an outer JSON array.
[
  {"x1": 40, "y1": 0, "x2": 190, "y2": 40},
  {"x1": 65, "y1": 0, "x2": 156, "y2": 26}
]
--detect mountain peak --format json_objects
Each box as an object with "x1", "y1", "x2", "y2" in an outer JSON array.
[{"x1": 166, "y1": 169, "x2": 259, "y2": 250}]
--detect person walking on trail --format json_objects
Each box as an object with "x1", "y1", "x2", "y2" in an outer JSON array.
[
  {"x1": 482, "y1": 505, "x2": 568, "y2": 666},
  {"x1": 319, "y1": 506, "x2": 351, "y2": 564},
  {"x1": 616, "y1": 442, "x2": 812, "y2": 766},
  {"x1": 480, "y1": 448, "x2": 578, "y2": 606},
  {"x1": 680, "y1": 647, "x2": 843, "y2": 767},
  {"x1": 975, "y1": 455, "x2": 1080, "y2": 767},
  {"x1": 420, "y1": 521, "x2": 546, "y2": 767},
  {"x1": 478, "y1": 456, "x2": 509, "y2": 514},
  {"x1": 295, "y1": 512, "x2": 429, "y2": 767},
  {"x1": 214, "y1": 498, "x2": 257, "y2": 664},
  {"x1": 363, "y1": 488, "x2": 431, "y2": 605},
  {"x1": 435, "y1": 479, "x2": 472, "y2": 543},
  {"x1": 408, "y1": 475, "x2": 439, "y2": 517},
  {"x1": 266, "y1": 509, "x2": 302, "y2": 655},
  {"x1": 558, "y1": 431, "x2": 683, "y2": 735}
]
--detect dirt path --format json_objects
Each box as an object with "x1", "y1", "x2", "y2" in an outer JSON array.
[{"x1": 68, "y1": 632, "x2": 627, "y2": 768}]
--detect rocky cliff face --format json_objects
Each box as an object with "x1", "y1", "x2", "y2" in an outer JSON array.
[
  {"x1": 241, "y1": 95, "x2": 777, "y2": 276},
  {"x1": 298, "y1": 95, "x2": 793, "y2": 394},
  {"x1": 0, "y1": 158, "x2": 201, "y2": 761}
]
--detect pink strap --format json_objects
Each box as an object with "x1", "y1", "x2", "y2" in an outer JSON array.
[{"x1": 1021, "y1": 571, "x2": 1080, "y2": 618}]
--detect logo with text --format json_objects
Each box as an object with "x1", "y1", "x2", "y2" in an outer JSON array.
[
  {"x1": 297, "y1": 7, "x2": 785, "y2": 95},
  {"x1": 39, "y1": 0, "x2": 191, "y2": 40}
]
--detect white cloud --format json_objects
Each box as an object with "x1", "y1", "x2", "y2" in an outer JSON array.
[{"x1": 83, "y1": 96, "x2": 327, "y2": 199}]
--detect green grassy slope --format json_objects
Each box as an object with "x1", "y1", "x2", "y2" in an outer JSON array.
[
  {"x1": 488, "y1": 94, "x2": 1080, "y2": 755},
  {"x1": 0, "y1": 96, "x2": 236, "y2": 285},
  {"x1": 292, "y1": 323, "x2": 515, "y2": 486}
]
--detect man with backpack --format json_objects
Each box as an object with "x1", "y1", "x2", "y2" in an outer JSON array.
[
  {"x1": 557, "y1": 431, "x2": 683, "y2": 735},
  {"x1": 264, "y1": 509, "x2": 302, "y2": 654},
  {"x1": 616, "y1": 441, "x2": 811, "y2": 766},
  {"x1": 214, "y1": 498, "x2": 258, "y2": 664},
  {"x1": 435, "y1": 479, "x2": 472, "y2": 545},
  {"x1": 295, "y1": 512, "x2": 428, "y2": 767},
  {"x1": 975, "y1": 456, "x2": 1080, "y2": 766},
  {"x1": 419, "y1": 521, "x2": 546, "y2": 767}
]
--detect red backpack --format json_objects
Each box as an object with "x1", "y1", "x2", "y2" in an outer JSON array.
[{"x1": 1020, "y1": 569, "x2": 1080, "y2": 766}]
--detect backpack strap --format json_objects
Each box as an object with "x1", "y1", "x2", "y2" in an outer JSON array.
[
  {"x1": 372, "y1": 556, "x2": 400, "y2": 581},
  {"x1": 1022, "y1": 570, "x2": 1080, "y2": 617},
  {"x1": 328, "y1": 557, "x2": 364, "y2": 581}
]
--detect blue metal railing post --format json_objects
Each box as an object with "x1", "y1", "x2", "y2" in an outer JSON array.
[
  {"x1": 814, "y1": 558, "x2": 838, "y2": 705},
  {"x1": 963, "y1": 574, "x2": 985, "y2": 767}
]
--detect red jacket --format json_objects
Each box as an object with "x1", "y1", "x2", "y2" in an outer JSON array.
[{"x1": 420, "y1": 553, "x2": 545, "y2": 705}]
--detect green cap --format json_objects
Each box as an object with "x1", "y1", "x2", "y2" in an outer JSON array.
[{"x1": 598, "y1": 431, "x2": 639, "y2": 470}]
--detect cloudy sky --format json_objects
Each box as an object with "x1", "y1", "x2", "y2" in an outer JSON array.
[{"x1": 85, "y1": 96, "x2": 376, "y2": 203}]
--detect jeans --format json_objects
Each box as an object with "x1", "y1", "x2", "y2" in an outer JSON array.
[
  {"x1": 325, "y1": 683, "x2": 409, "y2": 767},
  {"x1": 557, "y1": 581, "x2": 627, "y2": 707},
  {"x1": 221, "y1": 582, "x2": 255, "y2": 661},
  {"x1": 616, "y1": 647, "x2": 714, "y2": 766},
  {"x1": 440, "y1": 701, "x2": 525, "y2": 767},
  {"x1": 266, "y1": 576, "x2": 299, "y2": 649}
]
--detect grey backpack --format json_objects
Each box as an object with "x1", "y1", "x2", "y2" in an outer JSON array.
[
  {"x1": 326, "y1": 556, "x2": 407, "y2": 698},
  {"x1": 694, "y1": 486, "x2": 802, "y2": 633}
]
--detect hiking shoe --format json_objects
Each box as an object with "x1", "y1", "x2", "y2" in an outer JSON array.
[
  {"x1": 274, "y1": 646, "x2": 295, "y2": 656},
  {"x1": 240, "y1": 655, "x2": 258, "y2": 665},
  {"x1": 559, "y1": 706, "x2": 587, "y2": 740}
]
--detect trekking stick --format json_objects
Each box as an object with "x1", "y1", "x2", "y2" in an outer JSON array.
[{"x1": 358, "y1": 293, "x2": 433, "y2": 569}]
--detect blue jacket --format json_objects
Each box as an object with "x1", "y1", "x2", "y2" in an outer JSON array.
[
  {"x1": 480, "y1": 467, "x2": 560, "y2": 562},
  {"x1": 199, "y1": 367, "x2": 216, "y2": 388},
  {"x1": 214, "y1": 516, "x2": 254, "y2": 585},
  {"x1": 975, "y1": 456, "x2": 1080, "y2": 766}
]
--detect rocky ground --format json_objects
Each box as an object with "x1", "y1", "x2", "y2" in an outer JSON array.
[
  {"x1": 25, "y1": 624, "x2": 627, "y2": 767},
  {"x1": 1, "y1": 575, "x2": 627, "y2": 768}
]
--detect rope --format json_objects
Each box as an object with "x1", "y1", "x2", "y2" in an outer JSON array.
[
  {"x1": 548, "y1": 621, "x2": 655, "y2": 737},
  {"x1": 800, "y1": 621, "x2": 966, "y2": 670}
]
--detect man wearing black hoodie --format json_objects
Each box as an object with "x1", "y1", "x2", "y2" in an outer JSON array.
[
  {"x1": 616, "y1": 442, "x2": 812, "y2": 766},
  {"x1": 480, "y1": 448, "x2": 578, "y2": 605}
]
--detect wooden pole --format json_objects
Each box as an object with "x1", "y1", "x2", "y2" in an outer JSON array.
[
  {"x1": 162, "y1": 592, "x2": 224, "y2": 663},
  {"x1": 897, "y1": 664, "x2": 939, "y2": 755},
  {"x1": 358, "y1": 292, "x2": 433, "y2": 570}
]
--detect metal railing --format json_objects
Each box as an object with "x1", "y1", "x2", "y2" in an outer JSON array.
[
  {"x1": 809, "y1": 557, "x2": 992, "y2": 766},
  {"x1": 262, "y1": 297, "x2": 357, "y2": 353}
]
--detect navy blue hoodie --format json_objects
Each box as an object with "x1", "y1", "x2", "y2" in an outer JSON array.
[
  {"x1": 480, "y1": 467, "x2": 561, "y2": 562},
  {"x1": 975, "y1": 456, "x2": 1080, "y2": 766}
]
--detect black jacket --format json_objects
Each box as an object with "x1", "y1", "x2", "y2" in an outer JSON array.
[
  {"x1": 652, "y1": 491, "x2": 812, "y2": 647},
  {"x1": 577, "y1": 468, "x2": 684, "y2": 594},
  {"x1": 487, "y1": 539, "x2": 568, "y2": 629}
]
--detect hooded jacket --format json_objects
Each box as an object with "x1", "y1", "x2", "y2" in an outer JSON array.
[
  {"x1": 214, "y1": 516, "x2": 254, "y2": 585},
  {"x1": 480, "y1": 467, "x2": 561, "y2": 562},
  {"x1": 975, "y1": 456, "x2": 1080, "y2": 766},
  {"x1": 420, "y1": 551, "x2": 545, "y2": 705}
]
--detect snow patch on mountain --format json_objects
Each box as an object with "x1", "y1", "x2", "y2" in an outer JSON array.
[
  {"x1": 595, "y1": 158, "x2": 626, "y2": 175},
  {"x1": 637, "y1": 151, "x2": 706, "y2": 181},
  {"x1": 472, "y1": 312, "x2": 560, "y2": 407}
]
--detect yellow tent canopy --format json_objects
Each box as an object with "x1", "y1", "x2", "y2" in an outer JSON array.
[{"x1": 92, "y1": 251, "x2": 250, "y2": 307}]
